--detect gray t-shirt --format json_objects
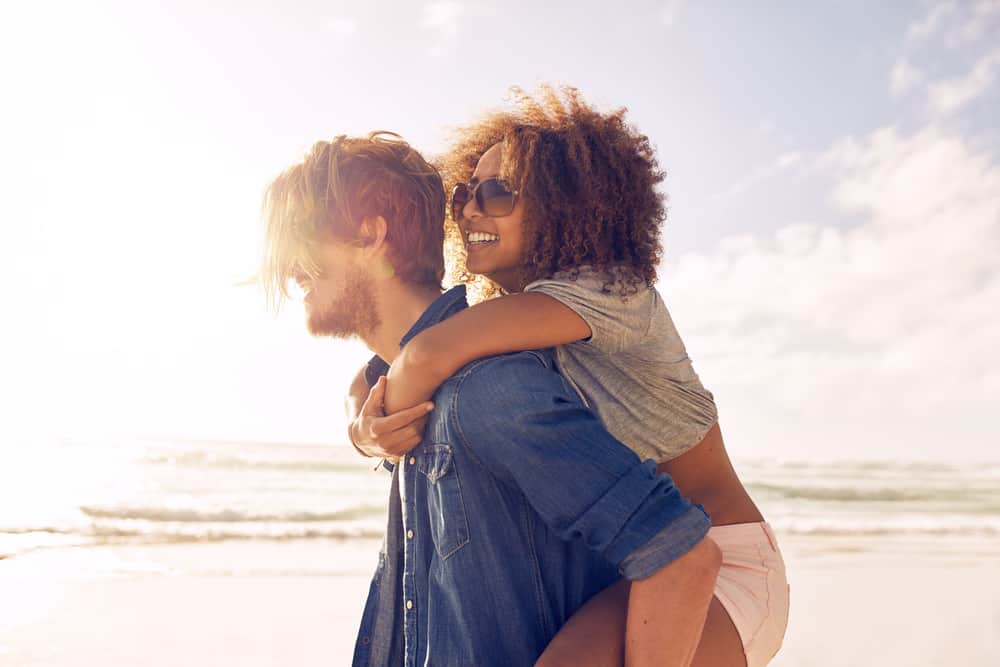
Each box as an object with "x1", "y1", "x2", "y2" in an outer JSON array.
[{"x1": 525, "y1": 269, "x2": 718, "y2": 462}]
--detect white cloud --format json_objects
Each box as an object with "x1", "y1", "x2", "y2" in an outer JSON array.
[
  {"x1": 659, "y1": 0, "x2": 685, "y2": 28},
  {"x1": 664, "y1": 125, "x2": 1000, "y2": 462},
  {"x1": 961, "y1": 0, "x2": 1000, "y2": 40},
  {"x1": 890, "y1": 59, "x2": 924, "y2": 97},
  {"x1": 927, "y1": 47, "x2": 1000, "y2": 116},
  {"x1": 908, "y1": 0, "x2": 1000, "y2": 45},
  {"x1": 775, "y1": 151, "x2": 801, "y2": 169},
  {"x1": 709, "y1": 151, "x2": 802, "y2": 201},
  {"x1": 323, "y1": 18, "x2": 358, "y2": 39},
  {"x1": 907, "y1": 2, "x2": 956, "y2": 40}
]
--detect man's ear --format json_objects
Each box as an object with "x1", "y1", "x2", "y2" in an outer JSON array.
[{"x1": 359, "y1": 216, "x2": 389, "y2": 258}]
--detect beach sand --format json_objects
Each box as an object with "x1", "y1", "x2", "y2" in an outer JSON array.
[
  {"x1": 2, "y1": 536, "x2": 999, "y2": 666},
  {"x1": 771, "y1": 537, "x2": 1000, "y2": 667}
]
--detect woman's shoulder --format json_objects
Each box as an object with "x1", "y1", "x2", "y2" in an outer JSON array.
[
  {"x1": 527, "y1": 265, "x2": 652, "y2": 301},
  {"x1": 525, "y1": 266, "x2": 655, "y2": 353}
]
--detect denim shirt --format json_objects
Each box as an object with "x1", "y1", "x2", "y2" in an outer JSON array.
[{"x1": 353, "y1": 286, "x2": 710, "y2": 667}]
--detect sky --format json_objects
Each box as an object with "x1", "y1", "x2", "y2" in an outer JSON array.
[{"x1": 0, "y1": 0, "x2": 997, "y2": 462}]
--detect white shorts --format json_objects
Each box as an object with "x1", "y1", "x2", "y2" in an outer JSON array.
[{"x1": 707, "y1": 521, "x2": 790, "y2": 667}]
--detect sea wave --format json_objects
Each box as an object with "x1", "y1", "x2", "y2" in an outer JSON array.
[
  {"x1": 87, "y1": 524, "x2": 386, "y2": 542},
  {"x1": 774, "y1": 523, "x2": 1000, "y2": 538},
  {"x1": 739, "y1": 459, "x2": 1000, "y2": 475},
  {"x1": 140, "y1": 452, "x2": 367, "y2": 473},
  {"x1": 79, "y1": 504, "x2": 386, "y2": 523},
  {"x1": 7, "y1": 514, "x2": 1000, "y2": 543},
  {"x1": 746, "y1": 482, "x2": 1000, "y2": 505},
  {"x1": 0, "y1": 523, "x2": 386, "y2": 556},
  {"x1": 0, "y1": 529, "x2": 99, "y2": 561}
]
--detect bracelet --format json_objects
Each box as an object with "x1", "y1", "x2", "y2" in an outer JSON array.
[{"x1": 348, "y1": 422, "x2": 387, "y2": 471}]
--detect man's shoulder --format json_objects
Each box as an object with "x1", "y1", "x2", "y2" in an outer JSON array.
[
  {"x1": 451, "y1": 349, "x2": 556, "y2": 392},
  {"x1": 439, "y1": 349, "x2": 565, "y2": 436}
]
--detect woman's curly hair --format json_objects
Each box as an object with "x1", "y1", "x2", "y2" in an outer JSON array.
[{"x1": 437, "y1": 85, "x2": 666, "y2": 298}]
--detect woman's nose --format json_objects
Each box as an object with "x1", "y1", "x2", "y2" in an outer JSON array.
[{"x1": 462, "y1": 196, "x2": 481, "y2": 220}]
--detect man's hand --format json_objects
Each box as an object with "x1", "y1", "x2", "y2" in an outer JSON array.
[{"x1": 348, "y1": 376, "x2": 434, "y2": 459}]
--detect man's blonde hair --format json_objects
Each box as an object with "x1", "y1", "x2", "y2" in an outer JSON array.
[{"x1": 261, "y1": 132, "x2": 446, "y2": 305}]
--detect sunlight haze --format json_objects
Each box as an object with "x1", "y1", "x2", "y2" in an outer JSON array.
[{"x1": 1, "y1": 0, "x2": 997, "y2": 463}]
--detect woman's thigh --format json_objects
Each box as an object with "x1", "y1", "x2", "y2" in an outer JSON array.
[
  {"x1": 534, "y1": 579, "x2": 629, "y2": 667},
  {"x1": 690, "y1": 596, "x2": 746, "y2": 667},
  {"x1": 534, "y1": 584, "x2": 747, "y2": 667}
]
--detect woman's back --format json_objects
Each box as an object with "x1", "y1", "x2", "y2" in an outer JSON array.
[
  {"x1": 526, "y1": 268, "x2": 717, "y2": 463},
  {"x1": 526, "y1": 267, "x2": 763, "y2": 526}
]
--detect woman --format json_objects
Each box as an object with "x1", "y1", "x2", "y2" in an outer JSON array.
[{"x1": 348, "y1": 86, "x2": 789, "y2": 667}]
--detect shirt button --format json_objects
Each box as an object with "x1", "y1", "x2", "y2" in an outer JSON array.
[
  {"x1": 409, "y1": 456, "x2": 416, "y2": 465},
  {"x1": 407, "y1": 530, "x2": 414, "y2": 539},
  {"x1": 361, "y1": 636, "x2": 370, "y2": 645},
  {"x1": 406, "y1": 600, "x2": 413, "y2": 610}
]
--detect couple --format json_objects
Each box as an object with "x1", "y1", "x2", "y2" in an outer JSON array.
[{"x1": 261, "y1": 88, "x2": 789, "y2": 666}]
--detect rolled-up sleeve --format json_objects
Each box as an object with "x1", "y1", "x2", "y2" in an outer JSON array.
[
  {"x1": 617, "y1": 507, "x2": 711, "y2": 579},
  {"x1": 453, "y1": 352, "x2": 710, "y2": 579}
]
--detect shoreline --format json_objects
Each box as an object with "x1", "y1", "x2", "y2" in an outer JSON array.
[{"x1": 1, "y1": 536, "x2": 998, "y2": 666}]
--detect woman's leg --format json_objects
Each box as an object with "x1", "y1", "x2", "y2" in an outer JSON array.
[
  {"x1": 690, "y1": 596, "x2": 747, "y2": 667},
  {"x1": 535, "y1": 584, "x2": 746, "y2": 667},
  {"x1": 535, "y1": 579, "x2": 630, "y2": 667}
]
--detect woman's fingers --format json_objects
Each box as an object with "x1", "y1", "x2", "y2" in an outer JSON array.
[
  {"x1": 367, "y1": 423, "x2": 422, "y2": 450},
  {"x1": 353, "y1": 386, "x2": 434, "y2": 457},
  {"x1": 381, "y1": 435, "x2": 424, "y2": 458},
  {"x1": 369, "y1": 403, "x2": 434, "y2": 436}
]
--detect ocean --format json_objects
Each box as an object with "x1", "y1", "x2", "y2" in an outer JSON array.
[
  {"x1": 3, "y1": 436, "x2": 999, "y2": 566},
  {"x1": 3, "y1": 437, "x2": 1000, "y2": 666}
]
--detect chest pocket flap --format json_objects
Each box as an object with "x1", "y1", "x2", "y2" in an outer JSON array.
[{"x1": 417, "y1": 445, "x2": 470, "y2": 559}]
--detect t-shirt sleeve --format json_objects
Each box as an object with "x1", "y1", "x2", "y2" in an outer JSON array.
[{"x1": 524, "y1": 271, "x2": 653, "y2": 354}]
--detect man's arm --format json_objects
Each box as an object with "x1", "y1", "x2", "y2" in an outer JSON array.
[
  {"x1": 626, "y1": 536, "x2": 721, "y2": 666},
  {"x1": 453, "y1": 353, "x2": 717, "y2": 666},
  {"x1": 345, "y1": 364, "x2": 370, "y2": 422},
  {"x1": 455, "y1": 352, "x2": 710, "y2": 566}
]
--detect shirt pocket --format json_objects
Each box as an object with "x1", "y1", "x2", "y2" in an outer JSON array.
[{"x1": 417, "y1": 444, "x2": 471, "y2": 560}]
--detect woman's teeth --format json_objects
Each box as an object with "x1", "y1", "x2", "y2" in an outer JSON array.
[{"x1": 468, "y1": 232, "x2": 500, "y2": 245}]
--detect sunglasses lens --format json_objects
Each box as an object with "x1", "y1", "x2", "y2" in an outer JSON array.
[
  {"x1": 451, "y1": 183, "x2": 470, "y2": 222},
  {"x1": 478, "y1": 179, "x2": 516, "y2": 217}
]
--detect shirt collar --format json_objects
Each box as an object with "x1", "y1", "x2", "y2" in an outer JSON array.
[{"x1": 399, "y1": 285, "x2": 468, "y2": 348}]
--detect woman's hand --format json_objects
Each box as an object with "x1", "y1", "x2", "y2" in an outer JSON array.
[{"x1": 349, "y1": 376, "x2": 434, "y2": 459}]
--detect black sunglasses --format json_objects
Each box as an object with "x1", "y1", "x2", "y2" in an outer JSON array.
[{"x1": 450, "y1": 178, "x2": 519, "y2": 223}]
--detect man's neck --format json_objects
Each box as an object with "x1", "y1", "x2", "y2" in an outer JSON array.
[{"x1": 362, "y1": 280, "x2": 442, "y2": 363}]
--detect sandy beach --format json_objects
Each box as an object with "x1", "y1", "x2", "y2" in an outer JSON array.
[
  {"x1": 2, "y1": 535, "x2": 998, "y2": 666},
  {"x1": 0, "y1": 540, "x2": 375, "y2": 667}
]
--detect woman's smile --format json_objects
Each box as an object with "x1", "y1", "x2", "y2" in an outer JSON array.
[{"x1": 465, "y1": 230, "x2": 501, "y2": 252}]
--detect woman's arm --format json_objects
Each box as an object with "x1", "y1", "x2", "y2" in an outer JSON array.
[
  {"x1": 345, "y1": 363, "x2": 434, "y2": 459},
  {"x1": 383, "y1": 292, "x2": 592, "y2": 414}
]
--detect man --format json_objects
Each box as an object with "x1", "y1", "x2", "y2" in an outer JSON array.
[{"x1": 261, "y1": 132, "x2": 721, "y2": 666}]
